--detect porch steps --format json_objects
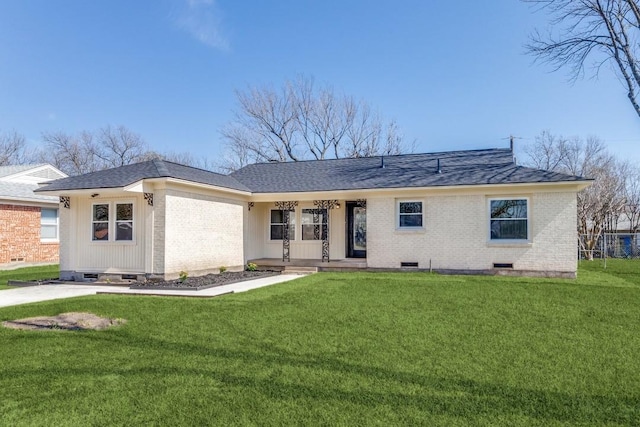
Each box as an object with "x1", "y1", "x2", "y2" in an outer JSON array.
[{"x1": 282, "y1": 266, "x2": 318, "y2": 275}]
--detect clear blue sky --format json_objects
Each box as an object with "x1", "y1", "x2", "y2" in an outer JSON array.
[{"x1": 1, "y1": 0, "x2": 639, "y2": 165}]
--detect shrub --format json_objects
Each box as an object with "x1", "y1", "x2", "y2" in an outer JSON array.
[
  {"x1": 246, "y1": 262, "x2": 258, "y2": 271},
  {"x1": 219, "y1": 266, "x2": 227, "y2": 274},
  {"x1": 178, "y1": 271, "x2": 188, "y2": 283}
]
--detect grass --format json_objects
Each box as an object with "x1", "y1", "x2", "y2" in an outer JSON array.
[
  {"x1": 0, "y1": 264, "x2": 59, "y2": 290},
  {"x1": 0, "y1": 262, "x2": 639, "y2": 426}
]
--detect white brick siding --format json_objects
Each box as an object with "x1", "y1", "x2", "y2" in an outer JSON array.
[
  {"x1": 367, "y1": 191, "x2": 577, "y2": 274},
  {"x1": 163, "y1": 188, "x2": 244, "y2": 277}
]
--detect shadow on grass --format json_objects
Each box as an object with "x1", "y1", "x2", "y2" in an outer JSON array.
[{"x1": 7, "y1": 330, "x2": 637, "y2": 425}]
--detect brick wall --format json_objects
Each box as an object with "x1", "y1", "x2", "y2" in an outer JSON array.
[
  {"x1": 163, "y1": 189, "x2": 244, "y2": 278},
  {"x1": 367, "y1": 191, "x2": 577, "y2": 275},
  {"x1": 0, "y1": 204, "x2": 59, "y2": 264}
]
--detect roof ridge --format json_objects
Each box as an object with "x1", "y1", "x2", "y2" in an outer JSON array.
[
  {"x1": 240, "y1": 148, "x2": 512, "y2": 167},
  {"x1": 152, "y1": 159, "x2": 171, "y2": 177}
]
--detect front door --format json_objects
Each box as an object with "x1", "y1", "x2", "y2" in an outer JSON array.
[{"x1": 346, "y1": 202, "x2": 366, "y2": 258}]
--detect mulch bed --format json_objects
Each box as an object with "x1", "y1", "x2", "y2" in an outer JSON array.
[{"x1": 129, "y1": 270, "x2": 281, "y2": 291}]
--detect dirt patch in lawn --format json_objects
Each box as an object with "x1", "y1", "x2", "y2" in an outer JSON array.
[{"x1": 2, "y1": 312, "x2": 126, "y2": 331}]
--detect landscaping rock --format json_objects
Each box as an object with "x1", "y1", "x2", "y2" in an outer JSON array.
[{"x1": 129, "y1": 270, "x2": 280, "y2": 291}]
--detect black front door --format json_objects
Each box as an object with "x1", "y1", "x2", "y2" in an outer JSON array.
[{"x1": 346, "y1": 202, "x2": 366, "y2": 258}]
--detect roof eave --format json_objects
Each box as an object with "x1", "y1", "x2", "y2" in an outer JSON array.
[
  {"x1": 248, "y1": 179, "x2": 594, "y2": 202},
  {"x1": 35, "y1": 177, "x2": 253, "y2": 197}
]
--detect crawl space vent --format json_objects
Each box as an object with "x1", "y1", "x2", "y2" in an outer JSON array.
[
  {"x1": 401, "y1": 262, "x2": 419, "y2": 268},
  {"x1": 493, "y1": 263, "x2": 514, "y2": 269}
]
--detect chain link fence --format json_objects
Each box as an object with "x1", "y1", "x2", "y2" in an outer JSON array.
[{"x1": 579, "y1": 233, "x2": 640, "y2": 260}]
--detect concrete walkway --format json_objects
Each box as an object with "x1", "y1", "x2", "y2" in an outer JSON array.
[{"x1": 0, "y1": 274, "x2": 303, "y2": 308}]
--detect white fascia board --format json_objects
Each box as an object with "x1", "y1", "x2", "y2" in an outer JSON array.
[
  {"x1": 0, "y1": 196, "x2": 60, "y2": 207},
  {"x1": 164, "y1": 178, "x2": 252, "y2": 196},
  {"x1": 34, "y1": 187, "x2": 128, "y2": 197},
  {"x1": 4, "y1": 164, "x2": 68, "y2": 184},
  {"x1": 248, "y1": 180, "x2": 594, "y2": 202}
]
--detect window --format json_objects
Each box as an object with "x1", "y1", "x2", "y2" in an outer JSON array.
[
  {"x1": 301, "y1": 208, "x2": 326, "y2": 240},
  {"x1": 398, "y1": 201, "x2": 423, "y2": 228},
  {"x1": 40, "y1": 208, "x2": 58, "y2": 241},
  {"x1": 92, "y1": 202, "x2": 134, "y2": 242},
  {"x1": 116, "y1": 203, "x2": 133, "y2": 241},
  {"x1": 490, "y1": 199, "x2": 528, "y2": 240},
  {"x1": 270, "y1": 209, "x2": 295, "y2": 240},
  {"x1": 92, "y1": 204, "x2": 109, "y2": 241}
]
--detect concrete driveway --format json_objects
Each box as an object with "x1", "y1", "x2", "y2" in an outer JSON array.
[{"x1": 0, "y1": 274, "x2": 302, "y2": 308}]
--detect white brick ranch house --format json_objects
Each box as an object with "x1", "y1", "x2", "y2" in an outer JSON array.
[{"x1": 35, "y1": 148, "x2": 592, "y2": 280}]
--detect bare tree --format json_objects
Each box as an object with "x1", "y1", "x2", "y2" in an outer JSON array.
[
  {"x1": 522, "y1": 129, "x2": 570, "y2": 170},
  {"x1": 145, "y1": 150, "x2": 216, "y2": 171},
  {"x1": 523, "y1": 131, "x2": 627, "y2": 258},
  {"x1": 621, "y1": 162, "x2": 640, "y2": 231},
  {"x1": 220, "y1": 75, "x2": 410, "y2": 170},
  {"x1": 39, "y1": 126, "x2": 149, "y2": 175},
  {"x1": 0, "y1": 130, "x2": 29, "y2": 166},
  {"x1": 94, "y1": 125, "x2": 148, "y2": 169},
  {"x1": 39, "y1": 130, "x2": 99, "y2": 175},
  {"x1": 525, "y1": 0, "x2": 640, "y2": 118}
]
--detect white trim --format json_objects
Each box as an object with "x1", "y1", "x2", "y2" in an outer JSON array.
[
  {"x1": 35, "y1": 178, "x2": 593, "y2": 198},
  {"x1": 301, "y1": 207, "x2": 325, "y2": 241},
  {"x1": 396, "y1": 199, "x2": 425, "y2": 230},
  {"x1": 90, "y1": 199, "x2": 136, "y2": 244},
  {"x1": 268, "y1": 208, "x2": 296, "y2": 241},
  {"x1": 487, "y1": 197, "x2": 531, "y2": 243}
]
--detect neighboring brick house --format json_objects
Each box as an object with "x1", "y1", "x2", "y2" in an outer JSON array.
[
  {"x1": 0, "y1": 164, "x2": 68, "y2": 265},
  {"x1": 35, "y1": 148, "x2": 592, "y2": 280}
]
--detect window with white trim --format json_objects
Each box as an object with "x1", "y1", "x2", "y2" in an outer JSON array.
[
  {"x1": 398, "y1": 201, "x2": 423, "y2": 228},
  {"x1": 92, "y1": 202, "x2": 134, "y2": 242},
  {"x1": 40, "y1": 208, "x2": 58, "y2": 241},
  {"x1": 270, "y1": 209, "x2": 295, "y2": 240},
  {"x1": 116, "y1": 203, "x2": 133, "y2": 241},
  {"x1": 490, "y1": 199, "x2": 528, "y2": 240},
  {"x1": 301, "y1": 208, "x2": 326, "y2": 240},
  {"x1": 92, "y1": 204, "x2": 109, "y2": 241}
]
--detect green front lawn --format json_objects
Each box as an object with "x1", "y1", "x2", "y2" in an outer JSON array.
[
  {"x1": 0, "y1": 262, "x2": 639, "y2": 426},
  {"x1": 0, "y1": 264, "x2": 59, "y2": 290}
]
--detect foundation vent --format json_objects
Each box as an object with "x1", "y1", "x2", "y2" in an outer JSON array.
[
  {"x1": 493, "y1": 263, "x2": 514, "y2": 269},
  {"x1": 83, "y1": 273, "x2": 98, "y2": 280},
  {"x1": 401, "y1": 262, "x2": 419, "y2": 268},
  {"x1": 122, "y1": 274, "x2": 137, "y2": 280},
  {"x1": 10, "y1": 257, "x2": 25, "y2": 262}
]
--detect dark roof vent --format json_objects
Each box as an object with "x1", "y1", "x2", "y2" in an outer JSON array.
[
  {"x1": 380, "y1": 156, "x2": 385, "y2": 169},
  {"x1": 436, "y1": 158, "x2": 442, "y2": 174}
]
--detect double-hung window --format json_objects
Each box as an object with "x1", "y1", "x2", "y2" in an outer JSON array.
[
  {"x1": 398, "y1": 201, "x2": 423, "y2": 228},
  {"x1": 40, "y1": 208, "x2": 59, "y2": 241},
  {"x1": 92, "y1": 202, "x2": 134, "y2": 242},
  {"x1": 490, "y1": 199, "x2": 528, "y2": 240},
  {"x1": 270, "y1": 209, "x2": 295, "y2": 240},
  {"x1": 301, "y1": 208, "x2": 326, "y2": 240}
]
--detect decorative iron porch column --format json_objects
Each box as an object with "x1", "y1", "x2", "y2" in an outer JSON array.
[
  {"x1": 313, "y1": 199, "x2": 339, "y2": 262},
  {"x1": 274, "y1": 201, "x2": 298, "y2": 262}
]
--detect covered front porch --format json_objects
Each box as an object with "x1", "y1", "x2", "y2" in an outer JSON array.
[{"x1": 245, "y1": 199, "x2": 367, "y2": 264}]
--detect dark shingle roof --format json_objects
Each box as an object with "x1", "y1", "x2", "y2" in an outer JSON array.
[
  {"x1": 35, "y1": 159, "x2": 251, "y2": 193},
  {"x1": 230, "y1": 148, "x2": 587, "y2": 193},
  {"x1": 35, "y1": 149, "x2": 589, "y2": 195}
]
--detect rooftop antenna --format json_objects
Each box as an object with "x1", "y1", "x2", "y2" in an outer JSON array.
[{"x1": 502, "y1": 134, "x2": 523, "y2": 152}]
